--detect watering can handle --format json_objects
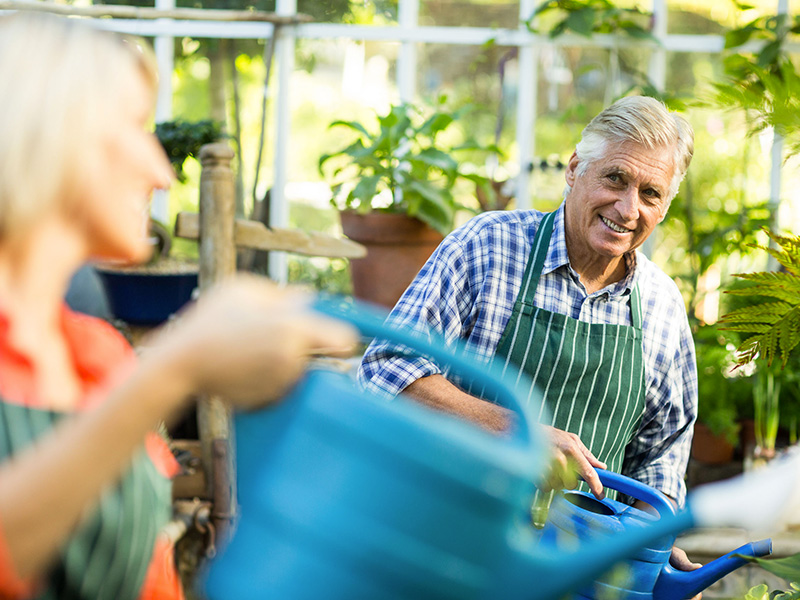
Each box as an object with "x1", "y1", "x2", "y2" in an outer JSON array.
[
  {"x1": 312, "y1": 296, "x2": 543, "y2": 451},
  {"x1": 597, "y1": 470, "x2": 677, "y2": 517}
]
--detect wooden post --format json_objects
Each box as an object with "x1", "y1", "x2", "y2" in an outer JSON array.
[{"x1": 197, "y1": 143, "x2": 237, "y2": 540}]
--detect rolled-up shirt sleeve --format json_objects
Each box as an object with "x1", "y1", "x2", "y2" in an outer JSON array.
[
  {"x1": 358, "y1": 232, "x2": 472, "y2": 398},
  {"x1": 622, "y1": 303, "x2": 697, "y2": 507},
  {"x1": 358, "y1": 211, "x2": 537, "y2": 401}
]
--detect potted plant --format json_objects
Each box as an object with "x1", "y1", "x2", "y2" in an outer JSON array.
[
  {"x1": 319, "y1": 101, "x2": 488, "y2": 308},
  {"x1": 691, "y1": 326, "x2": 743, "y2": 465},
  {"x1": 95, "y1": 119, "x2": 223, "y2": 326}
]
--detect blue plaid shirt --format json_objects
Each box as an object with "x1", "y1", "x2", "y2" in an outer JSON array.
[{"x1": 359, "y1": 204, "x2": 697, "y2": 505}]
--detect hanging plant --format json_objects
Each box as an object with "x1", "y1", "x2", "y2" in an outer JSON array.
[
  {"x1": 155, "y1": 119, "x2": 224, "y2": 182},
  {"x1": 528, "y1": 0, "x2": 654, "y2": 40}
]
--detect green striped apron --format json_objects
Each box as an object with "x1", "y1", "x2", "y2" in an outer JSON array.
[
  {"x1": 0, "y1": 400, "x2": 172, "y2": 600},
  {"x1": 495, "y1": 210, "x2": 646, "y2": 500}
]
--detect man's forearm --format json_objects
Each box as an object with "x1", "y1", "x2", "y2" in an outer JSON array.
[{"x1": 403, "y1": 374, "x2": 513, "y2": 434}]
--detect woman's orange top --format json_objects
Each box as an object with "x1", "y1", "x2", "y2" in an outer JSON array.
[{"x1": 0, "y1": 305, "x2": 184, "y2": 600}]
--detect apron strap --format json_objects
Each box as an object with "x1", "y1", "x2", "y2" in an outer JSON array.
[
  {"x1": 517, "y1": 210, "x2": 556, "y2": 303},
  {"x1": 629, "y1": 285, "x2": 642, "y2": 330}
]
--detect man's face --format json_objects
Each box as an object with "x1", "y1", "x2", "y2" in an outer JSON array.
[{"x1": 564, "y1": 141, "x2": 675, "y2": 262}]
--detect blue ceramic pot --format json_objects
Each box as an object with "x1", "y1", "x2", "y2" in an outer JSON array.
[{"x1": 95, "y1": 267, "x2": 198, "y2": 325}]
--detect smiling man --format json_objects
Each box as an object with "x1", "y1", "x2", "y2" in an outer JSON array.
[{"x1": 359, "y1": 97, "x2": 698, "y2": 562}]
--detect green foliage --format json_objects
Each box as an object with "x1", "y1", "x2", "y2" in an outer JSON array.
[
  {"x1": 155, "y1": 119, "x2": 223, "y2": 182},
  {"x1": 529, "y1": 0, "x2": 654, "y2": 40},
  {"x1": 288, "y1": 257, "x2": 352, "y2": 295},
  {"x1": 319, "y1": 102, "x2": 495, "y2": 236},
  {"x1": 719, "y1": 230, "x2": 800, "y2": 368},
  {"x1": 694, "y1": 326, "x2": 747, "y2": 445},
  {"x1": 753, "y1": 363, "x2": 781, "y2": 453},
  {"x1": 745, "y1": 553, "x2": 800, "y2": 600},
  {"x1": 704, "y1": 12, "x2": 800, "y2": 157}
]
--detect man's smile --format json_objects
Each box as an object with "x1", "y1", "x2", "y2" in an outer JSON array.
[{"x1": 600, "y1": 215, "x2": 633, "y2": 234}]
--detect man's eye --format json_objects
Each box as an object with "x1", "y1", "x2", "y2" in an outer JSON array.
[
  {"x1": 607, "y1": 174, "x2": 620, "y2": 183},
  {"x1": 643, "y1": 188, "x2": 660, "y2": 198}
]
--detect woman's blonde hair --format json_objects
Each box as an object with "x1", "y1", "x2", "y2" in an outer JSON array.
[{"x1": 0, "y1": 12, "x2": 157, "y2": 245}]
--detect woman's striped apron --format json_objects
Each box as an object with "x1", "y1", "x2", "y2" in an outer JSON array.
[
  {"x1": 495, "y1": 210, "x2": 646, "y2": 503},
  {"x1": 0, "y1": 400, "x2": 172, "y2": 600}
]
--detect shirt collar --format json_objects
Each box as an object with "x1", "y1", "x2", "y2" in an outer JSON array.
[
  {"x1": 0, "y1": 302, "x2": 135, "y2": 409},
  {"x1": 541, "y1": 202, "x2": 639, "y2": 297}
]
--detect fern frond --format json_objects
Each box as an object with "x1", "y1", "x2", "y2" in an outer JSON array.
[
  {"x1": 779, "y1": 307, "x2": 800, "y2": 367},
  {"x1": 764, "y1": 246, "x2": 800, "y2": 277},
  {"x1": 718, "y1": 301, "x2": 792, "y2": 324},
  {"x1": 732, "y1": 271, "x2": 800, "y2": 290},
  {"x1": 725, "y1": 284, "x2": 800, "y2": 303},
  {"x1": 734, "y1": 335, "x2": 763, "y2": 368},
  {"x1": 764, "y1": 327, "x2": 779, "y2": 365},
  {"x1": 721, "y1": 228, "x2": 800, "y2": 368},
  {"x1": 720, "y1": 323, "x2": 774, "y2": 334}
]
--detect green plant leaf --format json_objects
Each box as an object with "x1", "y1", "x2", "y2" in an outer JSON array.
[
  {"x1": 417, "y1": 113, "x2": 454, "y2": 138},
  {"x1": 724, "y1": 25, "x2": 757, "y2": 49},
  {"x1": 744, "y1": 552, "x2": 800, "y2": 583},
  {"x1": 564, "y1": 8, "x2": 596, "y2": 37},
  {"x1": 349, "y1": 175, "x2": 382, "y2": 204},
  {"x1": 328, "y1": 119, "x2": 370, "y2": 137},
  {"x1": 410, "y1": 148, "x2": 459, "y2": 173},
  {"x1": 745, "y1": 583, "x2": 770, "y2": 600}
]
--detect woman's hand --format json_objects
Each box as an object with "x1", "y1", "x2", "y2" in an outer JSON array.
[{"x1": 143, "y1": 276, "x2": 358, "y2": 410}]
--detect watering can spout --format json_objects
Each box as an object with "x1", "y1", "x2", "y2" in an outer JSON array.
[{"x1": 652, "y1": 538, "x2": 772, "y2": 600}]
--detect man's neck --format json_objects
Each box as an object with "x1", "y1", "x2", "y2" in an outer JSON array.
[{"x1": 564, "y1": 232, "x2": 629, "y2": 295}]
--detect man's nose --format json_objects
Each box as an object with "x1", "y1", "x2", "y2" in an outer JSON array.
[{"x1": 615, "y1": 189, "x2": 638, "y2": 221}]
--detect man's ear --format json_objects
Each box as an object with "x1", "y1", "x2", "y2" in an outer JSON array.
[{"x1": 565, "y1": 151, "x2": 579, "y2": 187}]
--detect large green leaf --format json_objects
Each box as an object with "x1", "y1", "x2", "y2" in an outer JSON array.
[
  {"x1": 349, "y1": 175, "x2": 383, "y2": 205},
  {"x1": 409, "y1": 148, "x2": 459, "y2": 173},
  {"x1": 328, "y1": 119, "x2": 370, "y2": 137},
  {"x1": 417, "y1": 113, "x2": 454, "y2": 138},
  {"x1": 745, "y1": 552, "x2": 800, "y2": 583}
]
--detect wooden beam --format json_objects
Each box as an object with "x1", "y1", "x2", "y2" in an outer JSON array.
[
  {"x1": 175, "y1": 211, "x2": 366, "y2": 259},
  {"x1": 0, "y1": 1, "x2": 313, "y2": 24}
]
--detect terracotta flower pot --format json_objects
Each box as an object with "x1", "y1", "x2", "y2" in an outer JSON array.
[
  {"x1": 691, "y1": 421, "x2": 735, "y2": 465},
  {"x1": 340, "y1": 211, "x2": 444, "y2": 309}
]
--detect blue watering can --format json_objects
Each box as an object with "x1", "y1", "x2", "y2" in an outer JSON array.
[
  {"x1": 542, "y1": 469, "x2": 771, "y2": 600},
  {"x1": 203, "y1": 298, "x2": 792, "y2": 600}
]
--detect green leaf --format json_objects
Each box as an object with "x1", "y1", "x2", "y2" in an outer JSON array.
[
  {"x1": 564, "y1": 8, "x2": 597, "y2": 37},
  {"x1": 328, "y1": 119, "x2": 370, "y2": 137},
  {"x1": 721, "y1": 324, "x2": 774, "y2": 334},
  {"x1": 417, "y1": 113, "x2": 454, "y2": 138},
  {"x1": 758, "y1": 39, "x2": 783, "y2": 68},
  {"x1": 349, "y1": 175, "x2": 382, "y2": 204},
  {"x1": 410, "y1": 148, "x2": 458, "y2": 173},
  {"x1": 744, "y1": 552, "x2": 800, "y2": 583},
  {"x1": 724, "y1": 26, "x2": 756, "y2": 49},
  {"x1": 745, "y1": 583, "x2": 770, "y2": 600}
]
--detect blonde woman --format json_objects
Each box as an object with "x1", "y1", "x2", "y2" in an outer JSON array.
[{"x1": 0, "y1": 13, "x2": 356, "y2": 599}]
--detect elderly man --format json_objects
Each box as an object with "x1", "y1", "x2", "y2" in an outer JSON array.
[{"x1": 359, "y1": 97, "x2": 698, "y2": 565}]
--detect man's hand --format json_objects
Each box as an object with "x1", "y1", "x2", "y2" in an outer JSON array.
[
  {"x1": 670, "y1": 547, "x2": 703, "y2": 600},
  {"x1": 542, "y1": 425, "x2": 607, "y2": 498}
]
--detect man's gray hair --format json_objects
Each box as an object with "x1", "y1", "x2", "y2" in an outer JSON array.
[{"x1": 569, "y1": 96, "x2": 694, "y2": 202}]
